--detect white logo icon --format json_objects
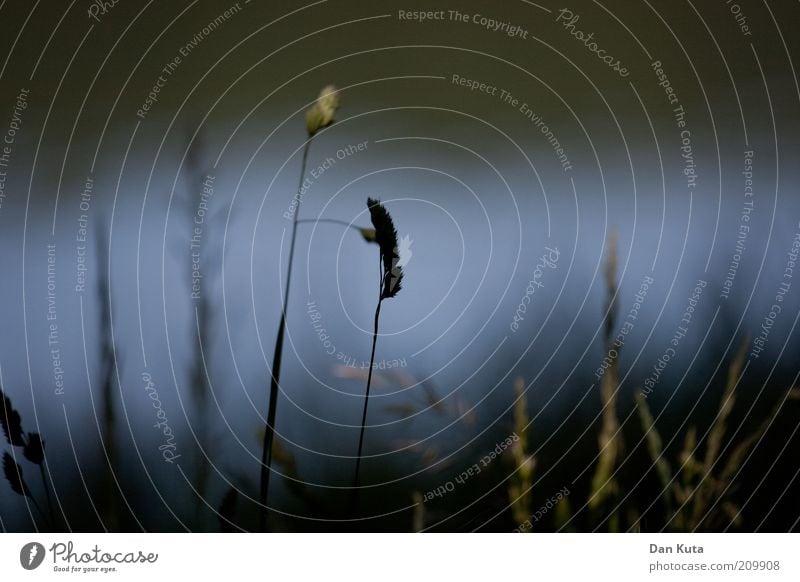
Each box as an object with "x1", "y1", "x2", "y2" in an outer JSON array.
[{"x1": 20, "y1": 542, "x2": 45, "y2": 570}]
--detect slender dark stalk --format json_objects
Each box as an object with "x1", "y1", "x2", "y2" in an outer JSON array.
[
  {"x1": 260, "y1": 139, "x2": 312, "y2": 531},
  {"x1": 350, "y1": 197, "x2": 404, "y2": 510},
  {"x1": 184, "y1": 128, "x2": 212, "y2": 517},
  {"x1": 353, "y1": 257, "x2": 384, "y2": 491},
  {"x1": 96, "y1": 224, "x2": 121, "y2": 531},
  {"x1": 353, "y1": 306, "x2": 381, "y2": 487},
  {"x1": 297, "y1": 218, "x2": 357, "y2": 229},
  {"x1": 29, "y1": 494, "x2": 48, "y2": 527},
  {"x1": 38, "y1": 464, "x2": 54, "y2": 521},
  {"x1": 297, "y1": 218, "x2": 377, "y2": 245}
]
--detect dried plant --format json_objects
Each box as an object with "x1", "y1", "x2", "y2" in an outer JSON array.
[
  {"x1": 367, "y1": 197, "x2": 404, "y2": 299},
  {"x1": 305, "y1": 85, "x2": 339, "y2": 137},
  {"x1": 3, "y1": 451, "x2": 32, "y2": 497},
  {"x1": 589, "y1": 231, "x2": 624, "y2": 524},
  {"x1": 377, "y1": 376, "x2": 471, "y2": 423},
  {"x1": 635, "y1": 392, "x2": 672, "y2": 516},
  {"x1": 1, "y1": 390, "x2": 25, "y2": 447},
  {"x1": 352, "y1": 198, "x2": 404, "y2": 492},
  {"x1": 554, "y1": 495, "x2": 574, "y2": 531},
  {"x1": 687, "y1": 337, "x2": 748, "y2": 528},
  {"x1": 260, "y1": 86, "x2": 340, "y2": 531},
  {"x1": 1, "y1": 389, "x2": 52, "y2": 526},
  {"x1": 182, "y1": 125, "x2": 214, "y2": 516},
  {"x1": 508, "y1": 378, "x2": 535, "y2": 528},
  {"x1": 412, "y1": 491, "x2": 425, "y2": 532},
  {"x1": 672, "y1": 338, "x2": 766, "y2": 530},
  {"x1": 95, "y1": 224, "x2": 122, "y2": 530},
  {"x1": 635, "y1": 337, "x2": 795, "y2": 531}
]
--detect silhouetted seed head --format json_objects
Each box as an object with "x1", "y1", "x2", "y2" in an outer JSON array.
[
  {"x1": 23, "y1": 433, "x2": 45, "y2": 465},
  {"x1": 0, "y1": 390, "x2": 25, "y2": 447},
  {"x1": 3, "y1": 451, "x2": 31, "y2": 497},
  {"x1": 306, "y1": 85, "x2": 340, "y2": 137},
  {"x1": 367, "y1": 197, "x2": 403, "y2": 298}
]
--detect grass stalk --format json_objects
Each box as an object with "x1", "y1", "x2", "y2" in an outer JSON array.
[
  {"x1": 260, "y1": 138, "x2": 312, "y2": 531},
  {"x1": 351, "y1": 198, "x2": 404, "y2": 506},
  {"x1": 509, "y1": 378, "x2": 535, "y2": 528},
  {"x1": 96, "y1": 223, "x2": 121, "y2": 531},
  {"x1": 353, "y1": 256, "x2": 384, "y2": 490},
  {"x1": 38, "y1": 464, "x2": 54, "y2": 521},
  {"x1": 635, "y1": 392, "x2": 672, "y2": 517},
  {"x1": 297, "y1": 218, "x2": 360, "y2": 230},
  {"x1": 589, "y1": 231, "x2": 623, "y2": 520}
]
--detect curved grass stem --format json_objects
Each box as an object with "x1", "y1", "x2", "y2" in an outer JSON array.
[
  {"x1": 352, "y1": 257, "x2": 385, "y2": 500},
  {"x1": 296, "y1": 218, "x2": 361, "y2": 231},
  {"x1": 39, "y1": 464, "x2": 54, "y2": 523},
  {"x1": 260, "y1": 138, "x2": 312, "y2": 531}
]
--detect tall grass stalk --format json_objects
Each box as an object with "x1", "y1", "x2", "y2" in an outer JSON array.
[
  {"x1": 589, "y1": 231, "x2": 624, "y2": 528},
  {"x1": 634, "y1": 335, "x2": 796, "y2": 531},
  {"x1": 182, "y1": 127, "x2": 216, "y2": 524},
  {"x1": 508, "y1": 378, "x2": 535, "y2": 528},
  {"x1": 635, "y1": 392, "x2": 673, "y2": 518},
  {"x1": 412, "y1": 491, "x2": 425, "y2": 532},
  {"x1": 353, "y1": 198, "x2": 404, "y2": 493},
  {"x1": 95, "y1": 222, "x2": 121, "y2": 530},
  {"x1": 259, "y1": 139, "x2": 310, "y2": 531},
  {"x1": 259, "y1": 86, "x2": 339, "y2": 531},
  {"x1": 353, "y1": 259, "x2": 383, "y2": 489}
]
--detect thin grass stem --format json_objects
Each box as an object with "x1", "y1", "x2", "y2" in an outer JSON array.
[
  {"x1": 27, "y1": 492, "x2": 48, "y2": 530},
  {"x1": 296, "y1": 218, "x2": 361, "y2": 231},
  {"x1": 38, "y1": 464, "x2": 54, "y2": 523},
  {"x1": 353, "y1": 256, "x2": 384, "y2": 493},
  {"x1": 260, "y1": 138, "x2": 312, "y2": 531}
]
